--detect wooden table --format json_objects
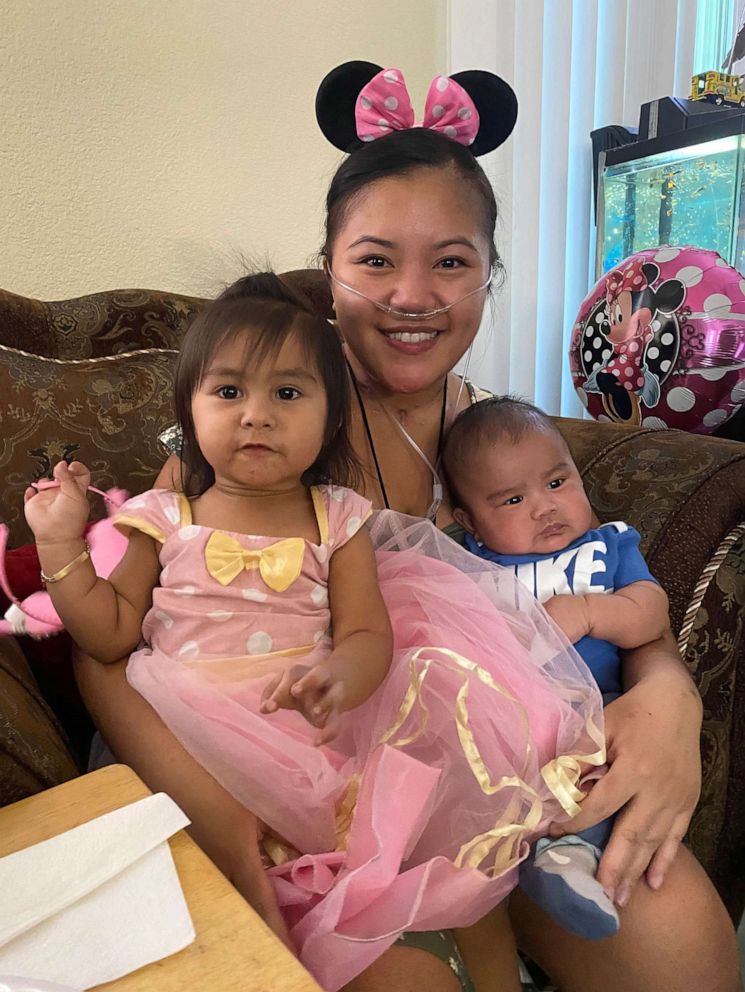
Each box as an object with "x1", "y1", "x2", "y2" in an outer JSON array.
[{"x1": 0, "y1": 764, "x2": 322, "y2": 992}]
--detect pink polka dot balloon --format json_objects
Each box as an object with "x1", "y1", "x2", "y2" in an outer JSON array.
[{"x1": 569, "y1": 247, "x2": 745, "y2": 433}]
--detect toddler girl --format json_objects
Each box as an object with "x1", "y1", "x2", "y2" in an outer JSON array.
[
  {"x1": 25, "y1": 277, "x2": 604, "y2": 990},
  {"x1": 443, "y1": 395, "x2": 670, "y2": 941}
]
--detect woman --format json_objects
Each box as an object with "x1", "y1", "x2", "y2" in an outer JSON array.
[{"x1": 75, "y1": 65, "x2": 740, "y2": 992}]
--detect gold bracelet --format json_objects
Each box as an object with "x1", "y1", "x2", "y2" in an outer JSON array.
[{"x1": 40, "y1": 541, "x2": 92, "y2": 585}]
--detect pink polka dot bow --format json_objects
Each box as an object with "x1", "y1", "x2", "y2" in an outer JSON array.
[
  {"x1": 605, "y1": 258, "x2": 650, "y2": 304},
  {"x1": 355, "y1": 68, "x2": 480, "y2": 146}
]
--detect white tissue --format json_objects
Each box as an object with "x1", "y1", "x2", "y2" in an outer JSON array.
[
  {"x1": 0, "y1": 793, "x2": 195, "y2": 989},
  {"x1": 0, "y1": 979, "x2": 81, "y2": 992}
]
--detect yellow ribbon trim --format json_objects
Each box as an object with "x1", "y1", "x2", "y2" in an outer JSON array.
[
  {"x1": 310, "y1": 486, "x2": 330, "y2": 545},
  {"x1": 116, "y1": 493, "x2": 190, "y2": 545},
  {"x1": 258, "y1": 637, "x2": 607, "y2": 882},
  {"x1": 455, "y1": 817, "x2": 534, "y2": 875},
  {"x1": 371, "y1": 644, "x2": 607, "y2": 875},
  {"x1": 335, "y1": 774, "x2": 361, "y2": 851},
  {"x1": 452, "y1": 652, "x2": 534, "y2": 780},
  {"x1": 261, "y1": 831, "x2": 302, "y2": 867},
  {"x1": 378, "y1": 656, "x2": 432, "y2": 748},
  {"x1": 540, "y1": 714, "x2": 607, "y2": 817},
  {"x1": 114, "y1": 515, "x2": 166, "y2": 544},
  {"x1": 204, "y1": 531, "x2": 305, "y2": 591},
  {"x1": 177, "y1": 492, "x2": 192, "y2": 526},
  {"x1": 180, "y1": 642, "x2": 315, "y2": 683}
]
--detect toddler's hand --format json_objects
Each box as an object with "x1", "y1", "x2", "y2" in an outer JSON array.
[
  {"x1": 23, "y1": 461, "x2": 92, "y2": 544},
  {"x1": 260, "y1": 663, "x2": 345, "y2": 745},
  {"x1": 543, "y1": 594, "x2": 592, "y2": 644}
]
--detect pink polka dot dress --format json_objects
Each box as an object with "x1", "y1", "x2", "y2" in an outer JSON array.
[
  {"x1": 603, "y1": 324, "x2": 655, "y2": 391},
  {"x1": 115, "y1": 487, "x2": 604, "y2": 992},
  {"x1": 116, "y1": 486, "x2": 354, "y2": 666}
]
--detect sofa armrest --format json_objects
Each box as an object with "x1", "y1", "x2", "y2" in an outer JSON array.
[
  {"x1": 556, "y1": 418, "x2": 745, "y2": 923},
  {"x1": 0, "y1": 636, "x2": 80, "y2": 806}
]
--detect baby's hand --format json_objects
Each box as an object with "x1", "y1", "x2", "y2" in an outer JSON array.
[
  {"x1": 260, "y1": 663, "x2": 345, "y2": 745},
  {"x1": 23, "y1": 461, "x2": 92, "y2": 544},
  {"x1": 543, "y1": 594, "x2": 592, "y2": 644}
]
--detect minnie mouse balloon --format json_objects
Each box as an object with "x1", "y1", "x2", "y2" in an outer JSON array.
[{"x1": 569, "y1": 246, "x2": 745, "y2": 433}]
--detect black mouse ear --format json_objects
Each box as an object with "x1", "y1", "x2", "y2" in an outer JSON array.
[
  {"x1": 654, "y1": 279, "x2": 686, "y2": 314},
  {"x1": 450, "y1": 70, "x2": 518, "y2": 156},
  {"x1": 316, "y1": 60, "x2": 383, "y2": 152}
]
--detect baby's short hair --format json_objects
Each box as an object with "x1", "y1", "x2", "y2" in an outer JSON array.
[{"x1": 442, "y1": 395, "x2": 565, "y2": 510}]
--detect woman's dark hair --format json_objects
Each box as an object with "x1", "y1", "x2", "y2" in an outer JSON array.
[
  {"x1": 174, "y1": 272, "x2": 359, "y2": 496},
  {"x1": 442, "y1": 395, "x2": 564, "y2": 510},
  {"x1": 320, "y1": 128, "x2": 502, "y2": 271}
]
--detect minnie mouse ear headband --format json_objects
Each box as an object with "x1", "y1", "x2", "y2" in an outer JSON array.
[{"x1": 315, "y1": 60, "x2": 517, "y2": 157}]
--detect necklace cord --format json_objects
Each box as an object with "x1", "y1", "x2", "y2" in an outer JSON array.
[
  {"x1": 349, "y1": 364, "x2": 391, "y2": 510},
  {"x1": 347, "y1": 361, "x2": 447, "y2": 519}
]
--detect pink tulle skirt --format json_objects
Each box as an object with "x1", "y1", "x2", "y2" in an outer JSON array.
[{"x1": 127, "y1": 512, "x2": 604, "y2": 991}]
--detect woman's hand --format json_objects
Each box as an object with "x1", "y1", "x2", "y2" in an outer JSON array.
[
  {"x1": 24, "y1": 460, "x2": 91, "y2": 544},
  {"x1": 548, "y1": 662, "x2": 702, "y2": 907},
  {"x1": 261, "y1": 663, "x2": 345, "y2": 744}
]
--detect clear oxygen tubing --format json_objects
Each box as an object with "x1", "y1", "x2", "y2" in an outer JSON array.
[
  {"x1": 376, "y1": 341, "x2": 475, "y2": 522},
  {"x1": 327, "y1": 268, "x2": 493, "y2": 322},
  {"x1": 327, "y1": 265, "x2": 483, "y2": 520}
]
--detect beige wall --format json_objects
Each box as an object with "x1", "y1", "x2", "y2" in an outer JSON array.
[{"x1": 2, "y1": 1, "x2": 446, "y2": 298}]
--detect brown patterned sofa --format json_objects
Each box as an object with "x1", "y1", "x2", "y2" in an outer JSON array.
[{"x1": 1, "y1": 272, "x2": 744, "y2": 927}]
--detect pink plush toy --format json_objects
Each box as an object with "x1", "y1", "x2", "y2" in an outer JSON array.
[{"x1": 0, "y1": 484, "x2": 129, "y2": 638}]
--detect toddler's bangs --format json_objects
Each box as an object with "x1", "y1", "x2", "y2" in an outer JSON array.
[{"x1": 190, "y1": 300, "x2": 324, "y2": 391}]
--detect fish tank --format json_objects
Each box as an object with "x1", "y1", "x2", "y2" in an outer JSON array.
[{"x1": 596, "y1": 114, "x2": 745, "y2": 278}]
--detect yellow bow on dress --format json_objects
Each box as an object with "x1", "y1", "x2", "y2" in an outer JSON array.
[{"x1": 205, "y1": 531, "x2": 305, "y2": 592}]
